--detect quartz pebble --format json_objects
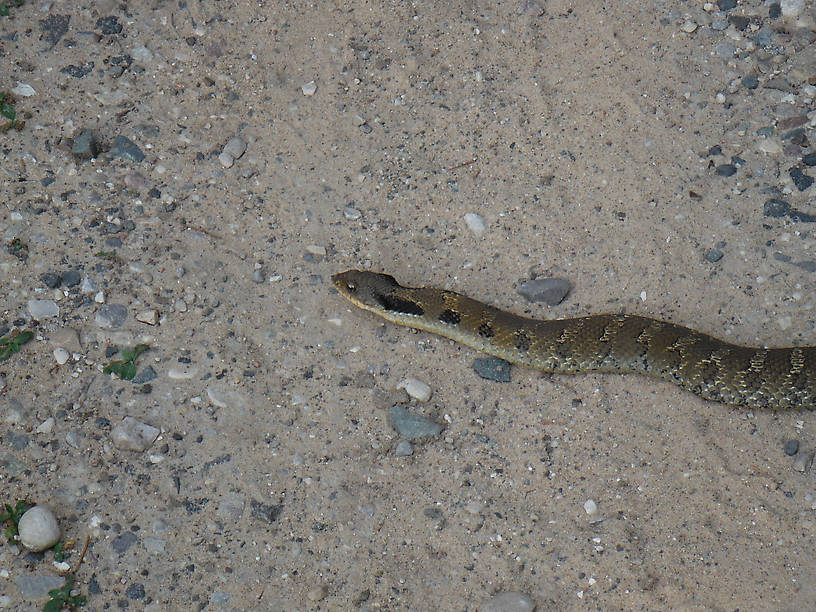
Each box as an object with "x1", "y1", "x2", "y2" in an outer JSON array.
[
  {"x1": 28, "y1": 299, "x2": 59, "y2": 319},
  {"x1": 481, "y1": 591, "x2": 536, "y2": 612},
  {"x1": 111, "y1": 417, "x2": 160, "y2": 452},
  {"x1": 18, "y1": 506, "x2": 61, "y2": 552},
  {"x1": 301, "y1": 80, "x2": 317, "y2": 96},
  {"x1": 53, "y1": 347, "x2": 70, "y2": 365},
  {"x1": 584, "y1": 499, "x2": 599, "y2": 515},
  {"x1": 397, "y1": 377, "x2": 432, "y2": 402},
  {"x1": 135, "y1": 309, "x2": 159, "y2": 325},
  {"x1": 464, "y1": 212, "x2": 486, "y2": 237}
]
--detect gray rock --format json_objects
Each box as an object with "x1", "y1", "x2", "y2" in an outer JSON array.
[
  {"x1": 14, "y1": 573, "x2": 65, "y2": 599},
  {"x1": 112, "y1": 531, "x2": 138, "y2": 554},
  {"x1": 61, "y1": 270, "x2": 81, "y2": 287},
  {"x1": 518, "y1": 278, "x2": 571, "y2": 305},
  {"x1": 473, "y1": 357, "x2": 512, "y2": 383},
  {"x1": 132, "y1": 366, "x2": 157, "y2": 384},
  {"x1": 18, "y1": 506, "x2": 61, "y2": 552},
  {"x1": 95, "y1": 304, "x2": 128, "y2": 328},
  {"x1": 109, "y1": 135, "x2": 145, "y2": 162},
  {"x1": 388, "y1": 405, "x2": 444, "y2": 441},
  {"x1": 793, "y1": 450, "x2": 814, "y2": 472},
  {"x1": 480, "y1": 591, "x2": 536, "y2": 612},
  {"x1": 71, "y1": 129, "x2": 99, "y2": 160},
  {"x1": 28, "y1": 299, "x2": 59, "y2": 319},
  {"x1": 111, "y1": 416, "x2": 160, "y2": 452},
  {"x1": 217, "y1": 495, "x2": 246, "y2": 521},
  {"x1": 395, "y1": 440, "x2": 414, "y2": 456}
]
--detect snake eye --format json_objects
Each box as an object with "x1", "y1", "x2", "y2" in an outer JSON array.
[{"x1": 346, "y1": 282, "x2": 357, "y2": 293}]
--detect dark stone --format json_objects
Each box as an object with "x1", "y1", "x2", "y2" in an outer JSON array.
[
  {"x1": 39, "y1": 14, "x2": 70, "y2": 47},
  {"x1": 769, "y1": 3, "x2": 781, "y2": 19},
  {"x1": 125, "y1": 584, "x2": 145, "y2": 600},
  {"x1": 705, "y1": 249, "x2": 724, "y2": 263},
  {"x1": 72, "y1": 129, "x2": 99, "y2": 160},
  {"x1": 741, "y1": 75, "x2": 759, "y2": 89},
  {"x1": 728, "y1": 15, "x2": 750, "y2": 30},
  {"x1": 716, "y1": 164, "x2": 737, "y2": 177},
  {"x1": 518, "y1": 277, "x2": 571, "y2": 305},
  {"x1": 108, "y1": 136, "x2": 145, "y2": 163},
  {"x1": 60, "y1": 62, "x2": 95, "y2": 78},
  {"x1": 802, "y1": 153, "x2": 816, "y2": 166},
  {"x1": 473, "y1": 357, "x2": 512, "y2": 383},
  {"x1": 717, "y1": 0, "x2": 737, "y2": 10},
  {"x1": 40, "y1": 272, "x2": 61, "y2": 288},
  {"x1": 250, "y1": 500, "x2": 283, "y2": 524},
  {"x1": 148, "y1": 187, "x2": 161, "y2": 199},
  {"x1": 763, "y1": 199, "x2": 790, "y2": 218},
  {"x1": 708, "y1": 145, "x2": 722, "y2": 157},
  {"x1": 731, "y1": 156, "x2": 745, "y2": 167},
  {"x1": 111, "y1": 531, "x2": 138, "y2": 554},
  {"x1": 790, "y1": 167, "x2": 814, "y2": 191},
  {"x1": 793, "y1": 260, "x2": 816, "y2": 273},
  {"x1": 132, "y1": 366, "x2": 157, "y2": 385},
  {"x1": 105, "y1": 237, "x2": 123, "y2": 248},
  {"x1": 96, "y1": 16, "x2": 123, "y2": 35},
  {"x1": 61, "y1": 270, "x2": 81, "y2": 287},
  {"x1": 784, "y1": 440, "x2": 799, "y2": 456}
]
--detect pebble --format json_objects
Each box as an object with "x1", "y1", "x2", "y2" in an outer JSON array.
[
  {"x1": 11, "y1": 82, "x2": 35, "y2": 97},
  {"x1": 803, "y1": 153, "x2": 816, "y2": 166},
  {"x1": 28, "y1": 299, "x2": 59, "y2": 319},
  {"x1": 80, "y1": 277, "x2": 98, "y2": 293},
  {"x1": 518, "y1": 278, "x2": 571, "y2": 305},
  {"x1": 584, "y1": 499, "x2": 599, "y2": 515},
  {"x1": 301, "y1": 80, "x2": 317, "y2": 96},
  {"x1": 18, "y1": 506, "x2": 61, "y2": 552},
  {"x1": 758, "y1": 138, "x2": 782, "y2": 154},
  {"x1": 742, "y1": 75, "x2": 759, "y2": 90},
  {"x1": 388, "y1": 405, "x2": 444, "y2": 441},
  {"x1": 111, "y1": 416, "x2": 160, "y2": 452},
  {"x1": 53, "y1": 347, "x2": 70, "y2": 365},
  {"x1": 789, "y1": 167, "x2": 813, "y2": 191},
  {"x1": 395, "y1": 440, "x2": 414, "y2": 456},
  {"x1": 763, "y1": 198, "x2": 790, "y2": 218},
  {"x1": 473, "y1": 357, "x2": 512, "y2": 382},
  {"x1": 219, "y1": 136, "x2": 247, "y2": 168},
  {"x1": 300, "y1": 584, "x2": 327, "y2": 603},
  {"x1": 95, "y1": 304, "x2": 128, "y2": 328},
  {"x1": 793, "y1": 450, "x2": 814, "y2": 472},
  {"x1": 679, "y1": 21, "x2": 698, "y2": 33},
  {"x1": 51, "y1": 328, "x2": 81, "y2": 354},
  {"x1": 61, "y1": 270, "x2": 81, "y2": 287},
  {"x1": 397, "y1": 377, "x2": 432, "y2": 401},
  {"x1": 108, "y1": 135, "x2": 145, "y2": 162},
  {"x1": 714, "y1": 42, "x2": 735, "y2": 58},
  {"x1": 36, "y1": 418, "x2": 55, "y2": 434},
  {"x1": 464, "y1": 212, "x2": 486, "y2": 237},
  {"x1": 135, "y1": 309, "x2": 159, "y2": 325},
  {"x1": 40, "y1": 272, "x2": 61, "y2": 288},
  {"x1": 210, "y1": 592, "x2": 230, "y2": 606},
  {"x1": 784, "y1": 439, "x2": 800, "y2": 456},
  {"x1": 132, "y1": 366, "x2": 157, "y2": 384},
  {"x1": 207, "y1": 386, "x2": 248, "y2": 409},
  {"x1": 717, "y1": 0, "x2": 737, "y2": 10},
  {"x1": 781, "y1": 0, "x2": 806, "y2": 18},
  {"x1": 343, "y1": 205, "x2": 362, "y2": 220},
  {"x1": 13, "y1": 574, "x2": 65, "y2": 599},
  {"x1": 705, "y1": 248, "x2": 724, "y2": 263},
  {"x1": 716, "y1": 164, "x2": 736, "y2": 177},
  {"x1": 481, "y1": 591, "x2": 536, "y2": 612},
  {"x1": 305, "y1": 244, "x2": 326, "y2": 256},
  {"x1": 112, "y1": 531, "x2": 138, "y2": 553}
]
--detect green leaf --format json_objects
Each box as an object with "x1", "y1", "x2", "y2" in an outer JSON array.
[{"x1": 120, "y1": 362, "x2": 137, "y2": 380}]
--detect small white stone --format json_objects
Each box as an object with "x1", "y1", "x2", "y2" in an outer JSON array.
[
  {"x1": 28, "y1": 299, "x2": 59, "y2": 319},
  {"x1": 11, "y1": 82, "x2": 35, "y2": 97},
  {"x1": 167, "y1": 366, "x2": 197, "y2": 380},
  {"x1": 680, "y1": 21, "x2": 698, "y2": 33},
  {"x1": 758, "y1": 139, "x2": 782, "y2": 154},
  {"x1": 397, "y1": 377, "x2": 432, "y2": 402},
  {"x1": 36, "y1": 418, "x2": 55, "y2": 434},
  {"x1": 111, "y1": 416, "x2": 160, "y2": 452},
  {"x1": 94, "y1": 291, "x2": 105, "y2": 304},
  {"x1": 584, "y1": 499, "x2": 598, "y2": 515},
  {"x1": 343, "y1": 205, "x2": 362, "y2": 220},
  {"x1": 301, "y1": 80, "x2": 317, "y2": 96},
  {"x1": 305, "y1": 244, "x2": 326, "y2": 256},
  {"x1": 52, "y1": 561, "x2": 71, "y2": 573},
  {"x1": 222, "y1": 136, "x2": 246, "y2": 160},
  {"x1": 463, "y1": 212, "x2": 486, "y2": 237},
  {"x1": 18, "y1": 506, "x2": 61, "y2": 552},
  {"x1": 135, "y1": 309, "x2": 159, "y2": 325},
  {"x1": 53, "y1": 348, "x2": 70, "y2": 365},
  {"x1": 714, "y1": 92, "x2": 726, "y2": 104}
]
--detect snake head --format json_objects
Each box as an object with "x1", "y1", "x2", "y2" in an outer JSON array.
[{"x1": 332, "y1": 270, "x2": 422, "y2": 316}]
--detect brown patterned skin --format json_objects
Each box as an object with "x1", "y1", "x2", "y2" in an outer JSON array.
[{"x1": 332, "y1": 270, "x2": 816, "y2": 410}]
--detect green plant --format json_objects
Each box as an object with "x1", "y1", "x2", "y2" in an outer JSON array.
[
  {"x1": 0, "y1": 1, "x2": 25, "y2": 18},
  {"x1": 0, "y1": 330, "x2": 34, "y2": 362},
  {"x1": 103, "y1": 344, "x2": 150, "y2": 380},
  {"x1": 44, "y1": 575, "x2": 86, "y2": 612},
  {"x1": 0, "y1": 91, "x2": 24, "y2": 131},
  {"x1": 0, "y1": 500, "x2": 31, "y2": 539}
]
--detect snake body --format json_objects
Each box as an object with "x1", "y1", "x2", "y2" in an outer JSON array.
[{"x1": 332, "y1": 270, "x2": 816, "y2": 410}]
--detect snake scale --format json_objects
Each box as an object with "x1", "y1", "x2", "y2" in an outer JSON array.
[{"x1": 332, "y1": 270, "x2": 816, "y2": 410}]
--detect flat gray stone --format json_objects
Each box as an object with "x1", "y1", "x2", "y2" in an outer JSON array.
[
  {"x1": 111, "y1": 416, "x2": 159, "y2": 452},
  {"x1": 480, "y1": 591, "x2": 536, "y2": 612},
  {"x1": 95, "y1": 304, "x2": 128, "y2": 328},
  {"x1": 473, "y1": 357, "x2": 512, "y2": 383},
  {"x1": 28, "y1": 299, "x2": 59, "y2": 319},
  {"x1": 388, "y1": 405, "x2": 444, "y2": 441},
  {"x1": 14, "y1": 573, "x2": 65, "y2": 599},
  {"x1": 518, "y1": 278, "x2": 571, "y2": 305}
]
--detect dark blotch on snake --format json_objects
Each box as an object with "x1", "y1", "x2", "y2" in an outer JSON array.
[
  {"x1": 439, "y1": 309, "x2": 461, "y2": 325},
  {"x1": 478, "y1": 321, "x2": 495, "y2": 338},
  {"x1": 376, "y1": 293, "x2": 425, "y2": 316}
]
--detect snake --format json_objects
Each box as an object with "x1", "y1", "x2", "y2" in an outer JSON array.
[{"x1": 332, "y1": 270, "x2": 816, "y2": 410}]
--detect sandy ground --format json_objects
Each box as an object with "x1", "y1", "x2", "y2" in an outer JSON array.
[{"x1": 2, "y1": 0, "x2": 816, "y2": 610}]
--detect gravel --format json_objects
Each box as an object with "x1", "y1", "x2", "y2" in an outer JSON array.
[{"x1": 388, "y1": 405, "x2": 444, "y2": 441}]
